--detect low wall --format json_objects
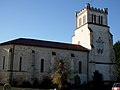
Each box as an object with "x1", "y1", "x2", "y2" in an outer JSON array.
[{"x1": 0, "y1": 86, "x2": 53, "y2": 90}]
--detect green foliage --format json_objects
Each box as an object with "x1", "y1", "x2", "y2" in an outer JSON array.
[
  {"x1": 74, "y1": 74, "x2": 81, "y2": 87},
  {"x1": 93, "y1": 70, "x2": 103, "y2": 87},
  {"x1": 40, "y1": 77, "x2": 52, "y2": 89},
  {"x1": 114, "y1": 41, "x2": 120, "y2": 60},
  {"x1": 21, "y1": 80, "x2": 32, "y2": 88},
  {"x1": 113, "y1": 41, "x2": 120, "y2": 80}
]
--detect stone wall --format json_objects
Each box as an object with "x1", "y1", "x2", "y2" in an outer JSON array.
[{"x1": 0, "y1": 44, "x2": 88, "y2": 85}]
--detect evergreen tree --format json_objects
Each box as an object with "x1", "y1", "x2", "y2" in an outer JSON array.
[{"x1": 113, "y1": 41, "x2": 120, "y2": 80}]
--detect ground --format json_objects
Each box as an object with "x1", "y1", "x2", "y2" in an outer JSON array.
[{"x1": 0, "y1": 86, "x2": 111, "y2": 90}]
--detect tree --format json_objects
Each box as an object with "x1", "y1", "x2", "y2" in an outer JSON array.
[
  {"x1": 51, "y1": 59, "x2": 68, "y2": 90},
  {"x1": 113, "y1": 41, "x2": 120, "y2": 80},
  {"x1": 93, "y1": 70, "x2": 103, "y2": 87},
  {"x1": 74, "y1": 74, "x2": 81, "y2": 87}
]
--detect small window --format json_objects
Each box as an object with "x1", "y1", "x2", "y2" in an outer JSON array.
[
  {"x1": 32, "y1": 50, "x2": 35, "y2": 53},
  {"x1": 79, "y1": 61, "x2": 82, "y2": 74},
  {"x1": 9, "y1": 48, "x2": 12, "y2": 52},
  {"x1": 97, "y1": 49, "x2": 103, "y2": 54},
  {"x1": 71, "y1": 53, "x2": 75, "y2": 57},
  {"x1": 78, "y1": 41, "x2": 80, "y2": 45},
  {"x1": 19, "y1": 57, "x2": 22, "y2": 71},
  {"x1": 91, "y1": 44, "x2": 94, "y2": 48},
  {"x1": 52, "y1": 52, "x2": 56, "y2": 56},
  {"x1": 2, "y1": 56, "x2": 5, "y2": 70},
  {"x1": 41, "y1": 59, "x2": 44, "y2": 73},
  {"x1": 81, "y1": 29, "x2": 83, "y2": 32}
]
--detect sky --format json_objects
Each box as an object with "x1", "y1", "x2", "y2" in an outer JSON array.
[{"x1": 0, "y1": 0, "x2": 120, "y2": 44}]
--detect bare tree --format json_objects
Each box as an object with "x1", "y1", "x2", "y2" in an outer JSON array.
[{"x1": 51, "y1": 58, "x2": 69, "y2": 90}]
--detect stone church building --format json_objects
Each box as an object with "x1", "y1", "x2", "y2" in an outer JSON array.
[{"x1": 0, "y1": 4, "x2": 116, "y2": 85}]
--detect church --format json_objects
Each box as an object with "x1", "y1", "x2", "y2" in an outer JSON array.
[{"x1": 0, "y1": 3, "x2": 116, "y2": 85}]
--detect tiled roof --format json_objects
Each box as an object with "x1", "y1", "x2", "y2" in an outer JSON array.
[{"x1": 0, "y1": 38, "x2": 89, "y2": 52}]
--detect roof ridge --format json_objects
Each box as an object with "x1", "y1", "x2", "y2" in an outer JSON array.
[
  {"x1": 17, "y1": 38, "x2": 73, "y2": 45},
  {"x1": 0, "y1": 38, "x2": 89, "y2": 52}
]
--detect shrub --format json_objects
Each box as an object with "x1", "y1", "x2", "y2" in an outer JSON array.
[
  {"x1": 93, "y1": 70, "x2": 103, "y2": 87},
  {"x1": 40, "y1": 77, "x2": 52, "y2": 89},
  {"x1": 21, "y1": 80, "x2": 32, "y2": 88}
]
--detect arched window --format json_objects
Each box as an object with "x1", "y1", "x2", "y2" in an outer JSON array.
[
  {"x1": 79, "y1": 61, "x2": 82, "y2": 74},
  {"x1": 41, "y1": 59, "x2": 44, "y2": 73},
  {"x1": 2, "y1": 56, "x2": 5, "y2": 70},
  {"x1": 19, "y1": 57, "x2": 22, "y2": 71},
  {"x1": 92, "y1": 14, "x2": 94, "y2": 23},
  {"x1": 93, "y1": 15, "x2": 96, "y2": 23},
  {"x1": 98, "y1": 15, "x2": 101, "y2": 24}
]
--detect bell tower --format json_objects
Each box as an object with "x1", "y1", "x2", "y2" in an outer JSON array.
[
  {"x1": 72, "y1": 3, "x2": 108, "y2": 49},
  {"x1": 72, "y1": 3, "x2": 116, "y2": 81}
]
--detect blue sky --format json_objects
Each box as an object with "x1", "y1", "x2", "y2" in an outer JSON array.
[{"x1": 0, "y1": 0, "x2": 119, "y2": 44}]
